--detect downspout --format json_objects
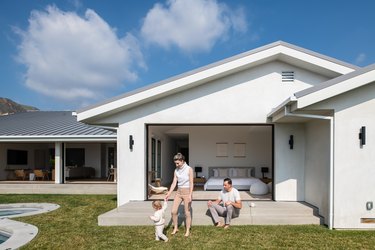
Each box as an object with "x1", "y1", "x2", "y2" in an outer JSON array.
[{"x1": 284, "y1": 105, "x2": 334, "y2": 229}]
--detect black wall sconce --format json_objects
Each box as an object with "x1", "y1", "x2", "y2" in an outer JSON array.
[
  {"x1": 289, "y1": 135, "x2": 294, "y2": 149},
  {"x1": 194, "y1": 166, "x2": 202, "y2": 178},
  {"x1": 359, "y1": 126, "x2": 366, "y2": 146},
  {"x1": 129, "y1": 135, "x2": 134, "y2": 150}
]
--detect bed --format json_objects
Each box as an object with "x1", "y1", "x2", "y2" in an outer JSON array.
[{"x1": 204, "y1": 167, "x2": 259, "y2": 191}]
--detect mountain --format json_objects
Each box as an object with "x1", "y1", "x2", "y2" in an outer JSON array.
[{"x1": 0, "y1": 97, "x2": 39, "y2": 115}]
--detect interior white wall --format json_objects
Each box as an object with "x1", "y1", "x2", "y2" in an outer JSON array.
[
  {"x1": 188, "y1": 126, "x2": 272, "y2": 178},
  {"x1": 309, "y1": 83, "x2": 375, "y2": 229},
  {"x1": 274, "y1": 123, "x2": 305, "y2": 201},
  {"x1": 304, "y1": 119, "x2": 330, "y2": 225},
  {"x1": 148, "y1": 125, "x2": 272, "y2": 185},
  {"x1": 65, "y1": 143, "x2": 101, "y2": 178}
]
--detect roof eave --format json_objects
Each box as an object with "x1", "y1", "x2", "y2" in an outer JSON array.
[
  {"x1": 0, "y1": 135, "x2": 117, "y2": 142},
  {"x1": 77, "y1": 41, "x2": 359, "y2": 123}
]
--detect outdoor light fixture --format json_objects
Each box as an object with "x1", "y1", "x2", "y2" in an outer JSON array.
[
  {"x1": 289, "y1": 135, "x2": 294, "y2": 149},
  {"x1": 129, "y1": 135, "x2": 134, "y2": 150},
  {"x1": 366, "y1": 201, "x2": 373, "y2": 211},
  {"x1": 359, "y1": 126, "x2": 366, "y2": 146},
  {"x1": 195, "y1": 166, "x2": 202, "y2": 178}
]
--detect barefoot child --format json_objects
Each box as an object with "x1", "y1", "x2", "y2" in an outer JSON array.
[{"x1": 149, "y1": 198, "x2": 169, "y2": 242}]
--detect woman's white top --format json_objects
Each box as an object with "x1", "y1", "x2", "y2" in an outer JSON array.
[{"x1": 175, "y1": 162, "x2": 191, "y2": 188}]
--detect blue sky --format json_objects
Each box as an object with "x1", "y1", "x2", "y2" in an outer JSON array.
[{"x1": 1, "y1": 0, "x2": 374, "y2": 111}]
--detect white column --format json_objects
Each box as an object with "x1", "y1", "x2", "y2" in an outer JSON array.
[{"x1": 54, "y1": 142, "x2": 63, "y2": 184}]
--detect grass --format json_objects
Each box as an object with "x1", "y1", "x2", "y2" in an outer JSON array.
[{"x1": 1, "y1": 194, "x2": 375, "y2": 249}]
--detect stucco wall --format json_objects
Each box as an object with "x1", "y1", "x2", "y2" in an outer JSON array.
[
  {"x1": 304, "y1": 119, "x2": 330, "y2": 225},
  {"x1": 309, "y1": 83, "x2": 375, "y2": 229},
  {"x1": 274, "y1": 123, "x2": 305, "y2": 201}
]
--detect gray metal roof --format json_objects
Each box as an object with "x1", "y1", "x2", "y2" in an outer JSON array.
[{"x1": 0, "y1": 111, "x2": 116, "y2": 138}]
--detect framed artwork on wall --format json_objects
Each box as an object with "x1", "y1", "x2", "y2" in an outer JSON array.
[
  {"x1": 216, "y1": 143, "x2": 228, "y2": 157},
  {"x1": 234, "y1": 143, "x2": 246, "y2": 157}
]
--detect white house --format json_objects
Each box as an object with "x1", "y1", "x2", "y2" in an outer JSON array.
[{"x1": 77, "y1": 41, "x2": 375, "y2": 229}]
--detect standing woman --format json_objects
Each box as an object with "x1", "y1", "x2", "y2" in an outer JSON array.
[{"x1": 165, "y1": 153, "x2": 193, "y2": 237}]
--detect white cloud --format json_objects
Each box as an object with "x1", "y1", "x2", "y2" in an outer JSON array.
[
  {"x1": 15, "y1": 5, "x2": 145, "y2": 105},
  {"x1": 141, "y1": 0, "x2": 247, "y2": 52},
  {"x1": 355, "y1": 53, "x2": 366, "y2": 65}
]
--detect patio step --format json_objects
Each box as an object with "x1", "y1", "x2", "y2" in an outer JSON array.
[{"x1": 98, "y1": 201, "x2": 323, "y2": 226}]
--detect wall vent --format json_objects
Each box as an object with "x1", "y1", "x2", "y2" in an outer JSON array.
[{"x1": 282, "y1": 71, "x2": 295, "y2": 82}]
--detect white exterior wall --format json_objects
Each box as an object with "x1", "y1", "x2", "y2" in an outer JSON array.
[
  {"x1": 309, "y1": 83, "x2": 375, "y2": 229},
  {"x1": 274, "y1": 123, "x2": 305, "y2": 201},
  {"x1": 304, "y1": 119, "x2": 330, "y2": 224},
  {"x1": 117, "y1": 121, "x2": 147, "y2": 205},
  {"x1": 99, "y1": 61, "x2": 330, "y2": 206}
]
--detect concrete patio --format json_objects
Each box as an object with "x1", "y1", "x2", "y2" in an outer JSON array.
[
  {"x1": 98, "y1": 200, "x2": 324, "y2": 226},
  {"x1": 0, "y1": 183, "x2": 324, "y2": 227}
]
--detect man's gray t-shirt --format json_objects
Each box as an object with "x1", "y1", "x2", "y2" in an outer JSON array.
[{"x1": 219, "y1": 188, "x2": 241, "y2": 203}]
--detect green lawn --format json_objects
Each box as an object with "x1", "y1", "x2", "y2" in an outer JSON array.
[{"x1": 1, "y1": 194, "x2": 374, "y2": 249}]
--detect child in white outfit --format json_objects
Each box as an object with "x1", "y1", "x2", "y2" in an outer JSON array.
[{"x1": 149, "y1": 198, "x2": 169, "y2": 242}]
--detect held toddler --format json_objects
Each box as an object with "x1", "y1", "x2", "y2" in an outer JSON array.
[{"x1": 149, "y1": 198, "x2": 169, "y2": 242}]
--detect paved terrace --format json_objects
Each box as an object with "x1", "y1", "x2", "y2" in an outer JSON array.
[
  {"x1": 99, "y1": 201, "x2": 323, "y2": 226},
  {"x1": 0, "y1": 183, "x2": 324, "y2": 226}
]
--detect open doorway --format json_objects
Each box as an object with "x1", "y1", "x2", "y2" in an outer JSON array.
[{"x1": 146, "y1": 124, "x2": 273, "y2": 200}]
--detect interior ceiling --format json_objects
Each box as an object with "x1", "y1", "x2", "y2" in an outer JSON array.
[{"x1": 150, "y1": 125, "x2": 271, "y2": 139}]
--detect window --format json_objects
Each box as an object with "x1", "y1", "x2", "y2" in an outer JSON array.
[
  {"x1": 151, "y1": 138, "x2": 162, "y2": 178},
  {"x1": 157, "y1": 140, "x2": 161, "y2": 178},
  {"x1": 151, "y1": 138, "x2": 156, "y2": 174},
  {"x1": 7, "y1": 149, "x2": 28, "y2": 165},
  {"x1": 66, "y1": 148, "x2": 85, "y2": 167}
]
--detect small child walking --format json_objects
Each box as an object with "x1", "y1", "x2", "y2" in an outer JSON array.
[{"x1": 149, "y1": 198, "x2": 169, "y2": 242}]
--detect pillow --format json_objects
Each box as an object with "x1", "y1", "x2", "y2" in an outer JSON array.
[
  {"x1": 236, "y1": 168, "x2": 247, "y2": 177},
  {"x1": 218, "y1": 168, "x2": 228, "y2": 178},
  {"x1": 247, "y1": 168, "x2": 254, "y2": 177},
  {"x1": 212, "y1": 169, "x2": 219, "y2": 177},
  {"x1": 229, "y1": 168, "x2": 237, "y2": 177}
]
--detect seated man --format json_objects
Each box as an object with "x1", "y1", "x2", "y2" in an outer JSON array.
[{"x1": 207, "y1": 177, "x2": 242, "y2": 229}]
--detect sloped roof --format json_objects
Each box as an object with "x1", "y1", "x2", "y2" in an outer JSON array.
[
  {"x1": 77, "y1": 41, "x2": 358, "y2": 123},
  {"x1": 268, "y1": 64, "x2": 375, "y2": 121},
  {"x1": 0, "y1": 111, "x2": 116, "y2": 142},
  {"x1": 294, "y1": 63, "x2": 375, "y2": 108}
]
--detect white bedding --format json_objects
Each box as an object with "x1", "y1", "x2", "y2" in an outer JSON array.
[{"x1": 204, "y1": 177, "x2": 260, "y2": 191}]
